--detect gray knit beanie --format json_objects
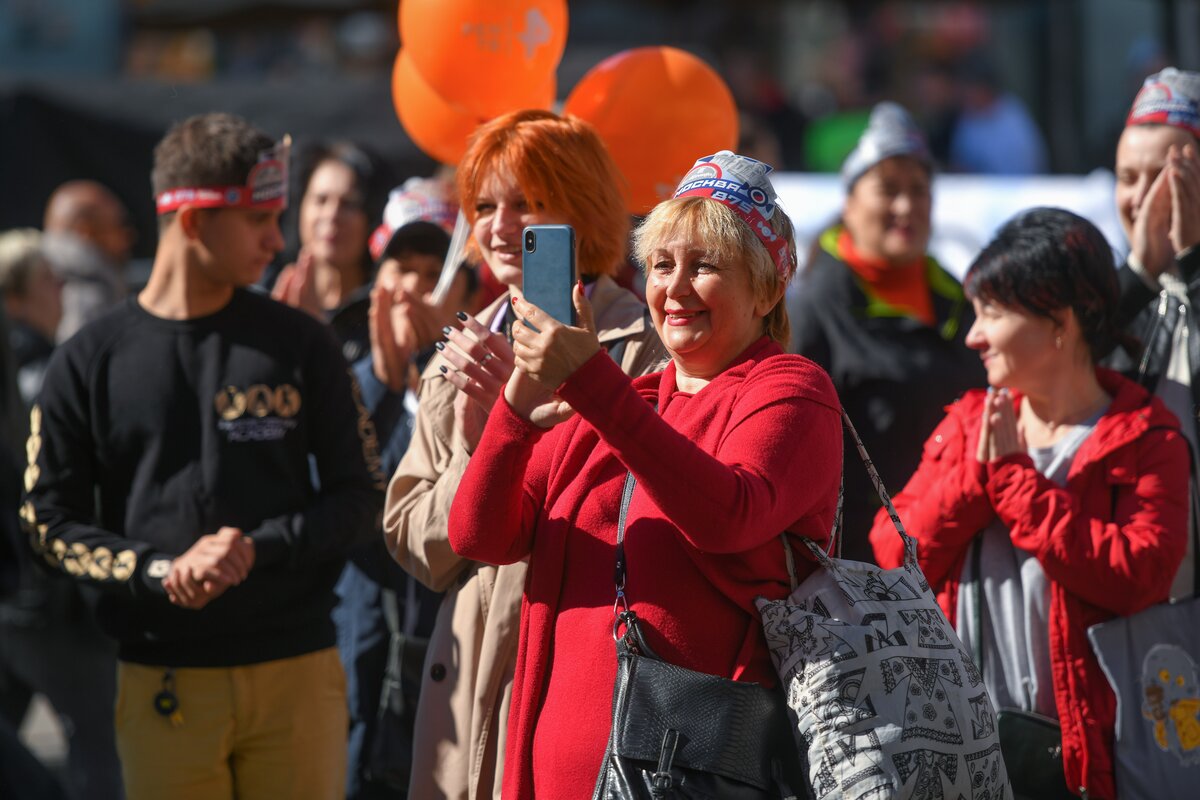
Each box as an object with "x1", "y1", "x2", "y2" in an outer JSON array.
[{"x1": 840, "y1": 102, "x2": 933, "y2": 190}]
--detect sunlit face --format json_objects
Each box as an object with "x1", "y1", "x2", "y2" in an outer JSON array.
[
  {"x1": 843, "y1": 156, "x2": 932, "y2": 265},
  {"x1": 194, "y1": 207, "x2": 285, "y2": 288},
  {"x1": 1115, "y1": 125, "x2": 1196, "y2": 243},
  {"x1": 298, "y1": 160, "x2": 369, "y2": 271},
  {"x1": 375, "y1": 251, "x2": 444, "y2": 298},
  {"x1": 645, "y1": 237, "x2": 775, "y2": 383},
  {"x1": 965, "y1": 296, "x2": 1061, "y2": 390},
  {"x1": 470, "y1": 170, "x2": 566, "y2": 287}
]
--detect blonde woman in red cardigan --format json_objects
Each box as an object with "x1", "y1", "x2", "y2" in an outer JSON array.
[
  {"x1": 869, "y1": 207, "x2": 1189, "y2": 799},
  {"x1": 447, "y1": 151, "x2": 842, "y2": 798}
]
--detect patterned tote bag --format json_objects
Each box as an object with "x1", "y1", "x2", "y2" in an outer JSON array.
[{"x1": 757, "y1": 412, "x2": 1013, "y2": 800}]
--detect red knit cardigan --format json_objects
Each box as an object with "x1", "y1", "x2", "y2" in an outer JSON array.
[{"x1": 449, "y1": 337, "x2": 843, "y2": 799}]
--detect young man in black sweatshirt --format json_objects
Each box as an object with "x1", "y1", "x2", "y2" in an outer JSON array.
[{"x1": 22, "y1": 112, "x2": 385, "y2": 799}]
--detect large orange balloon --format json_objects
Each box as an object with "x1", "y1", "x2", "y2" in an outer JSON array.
[
  {"x1": 564, "y1": 47, "x2": 739, "y2": 216},
  {"x1": 392, "y1": 51, "x2": 556, "y2": 166},
  {"x1": 400, "y1": 0, "x2": 567, "y2": 120},
  {"x1": 392, "y1": 50, "x2": 483, "y2": 166}
]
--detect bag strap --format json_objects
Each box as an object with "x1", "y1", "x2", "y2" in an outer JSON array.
[
  {"x1": 970, "y1": 534, "x2": 985, "y2": 680},
  {"x1": 613, "y1": 397, "x2": 658, "y2": 621},
  {"x1": 613, "y1": 469, "x2": 637, "y2": 619},
  {"x1": 792, "y1": 409, "x2": 918, "y2": 573}
]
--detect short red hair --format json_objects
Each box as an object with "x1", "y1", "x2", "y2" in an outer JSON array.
[{"x1": 457, "y1": 110, "x2": 628, "y2": 277}]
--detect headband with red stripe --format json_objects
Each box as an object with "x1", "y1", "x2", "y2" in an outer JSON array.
[
  {"x1": 156, "y1": 135, "x2": 291, "y2": 215},
  {"x1": 672, "y1": 151, "x2": 793, "y2": 281}
]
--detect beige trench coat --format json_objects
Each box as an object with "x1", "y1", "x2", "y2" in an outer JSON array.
[{"x1": 385, "y1": 276, "x2": 665, "y2": 800}]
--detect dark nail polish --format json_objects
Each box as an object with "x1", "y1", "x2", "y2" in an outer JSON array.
[
  {"x1": 442, "y1": 325, "x2": 452, "y2": 336},
  {"x1": 435, "y1": 342, "x2": 445, "y2": 351},
  {"x1": 456, "y1": 311, "x2": 468, "y2": 321},
  {"x1": 439, "y1": 365, "x2": 448, "y2": 374}
]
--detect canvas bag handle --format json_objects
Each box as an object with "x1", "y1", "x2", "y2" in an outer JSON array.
[{"x1": 783, "y1": 409, "x2": 917, "y2": 591}]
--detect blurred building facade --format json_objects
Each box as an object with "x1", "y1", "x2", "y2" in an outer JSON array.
[{"x1": 1, "y1": 0, "x2": 1199, "y2": 255}]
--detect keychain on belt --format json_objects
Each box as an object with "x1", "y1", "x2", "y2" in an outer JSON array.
[{"x1": 154, "y1": 668, "x2": 184, "y2": 727}]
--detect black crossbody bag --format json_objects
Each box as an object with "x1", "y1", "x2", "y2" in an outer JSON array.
[{"x1": 591, "y1": 470, "x2": 804, "y2": 800}]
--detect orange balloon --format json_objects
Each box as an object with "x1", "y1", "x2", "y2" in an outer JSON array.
[
  {"x1": 564, "y1": 47, "x2": 739, "y2": 216},
  {"x1": 400, "y1": 0, "x2": 567, "y2": 119},
  {"x1": 392, "y1": 51, "x2": 556, "y2": 166},
  {"x1": 392, "y1": 50, "x2": 483, "y2": 166}
]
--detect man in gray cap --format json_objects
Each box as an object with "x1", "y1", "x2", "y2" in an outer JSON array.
[
  {"x1": 791, "y1": 101, "x2": 983, "y2": 563},
  {"x1": 1108, "y1": 67, "x2": 1200, "y2": 599}
]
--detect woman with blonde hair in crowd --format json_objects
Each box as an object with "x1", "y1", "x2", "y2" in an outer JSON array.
[
  {"x1": 449, "y1": 151, "x2": 841, "y2": 797},
  {"x1": 383, "y1": 109, "x2": 664, "y2": 798}
]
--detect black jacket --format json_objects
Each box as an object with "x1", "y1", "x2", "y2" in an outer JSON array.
[
  {"x1": 790, "y1": 227, "x2": 985, "y2": 561},
  {"x1": 1107, "y1": 248, "x2": 1200, "y2": 404}
]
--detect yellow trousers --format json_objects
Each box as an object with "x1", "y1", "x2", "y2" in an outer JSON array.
[{"x1": 115, "y1": 647, "x2": 347, "y2": 800}]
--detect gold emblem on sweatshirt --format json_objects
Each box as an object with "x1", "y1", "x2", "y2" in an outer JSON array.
[
  {"x1": 214, "y1": 386, "x2": 248, "y2": 420},
  {"x1": 214, "y1": 383, "x2": 303, "y2": 442}
]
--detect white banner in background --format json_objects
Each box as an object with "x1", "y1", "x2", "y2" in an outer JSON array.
[{"x1": 772, "y1": 169, "x2": 1123, "y2": 287}]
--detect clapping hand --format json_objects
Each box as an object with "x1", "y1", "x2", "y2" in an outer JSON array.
[
  {"x1": 369, "y1": 280, "x2": 448, "y2": 392},
  {"x1": 1131, "y1": 143, "x2": 1200, "y2": 279},
  {"x1": 1167, "y1": 142, "x2": 1200, "y2": 258},
  {"x1": 271, "y1": 249, "x2": 324, "y2": 321}
]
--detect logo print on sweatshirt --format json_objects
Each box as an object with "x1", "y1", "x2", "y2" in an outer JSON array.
[{"x1": 214, "y1": 383, "x2": 302, "y2": 442}]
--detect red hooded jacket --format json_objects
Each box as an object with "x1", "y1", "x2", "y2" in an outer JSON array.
[{"x1": 869, "y1": 368, "x2": 1189, "y2": 799}]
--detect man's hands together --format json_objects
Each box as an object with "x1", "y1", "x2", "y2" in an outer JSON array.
[{"x1": 163, "y1": 527, "x2": 256, "y2": 610}]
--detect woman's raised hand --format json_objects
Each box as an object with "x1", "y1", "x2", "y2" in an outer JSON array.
[{"x1": 439, "y1": 311, "x2": 515, "y2": 412}]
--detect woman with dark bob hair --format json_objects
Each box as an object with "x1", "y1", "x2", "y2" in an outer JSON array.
[{"x1": 869, "y1": 207, "x2": 1189, "y2": 799}]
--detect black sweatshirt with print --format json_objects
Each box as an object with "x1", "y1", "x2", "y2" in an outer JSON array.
[{"x1": 23, "y1": 289, "x2": 385, "y2": 667}]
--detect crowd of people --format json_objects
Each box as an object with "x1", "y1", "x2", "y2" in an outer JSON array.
[{"x1": 0, "y1": 64, "x2": 1198, "y2": 800}]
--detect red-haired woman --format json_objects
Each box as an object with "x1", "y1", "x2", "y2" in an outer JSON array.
[{"x1": 382, "y1": 110, "x2": 665, "y2": 798}]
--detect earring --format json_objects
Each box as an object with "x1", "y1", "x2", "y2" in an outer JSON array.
[{"x1": 1055, "y1": 335, "x2": 1062, "y2": 350}]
